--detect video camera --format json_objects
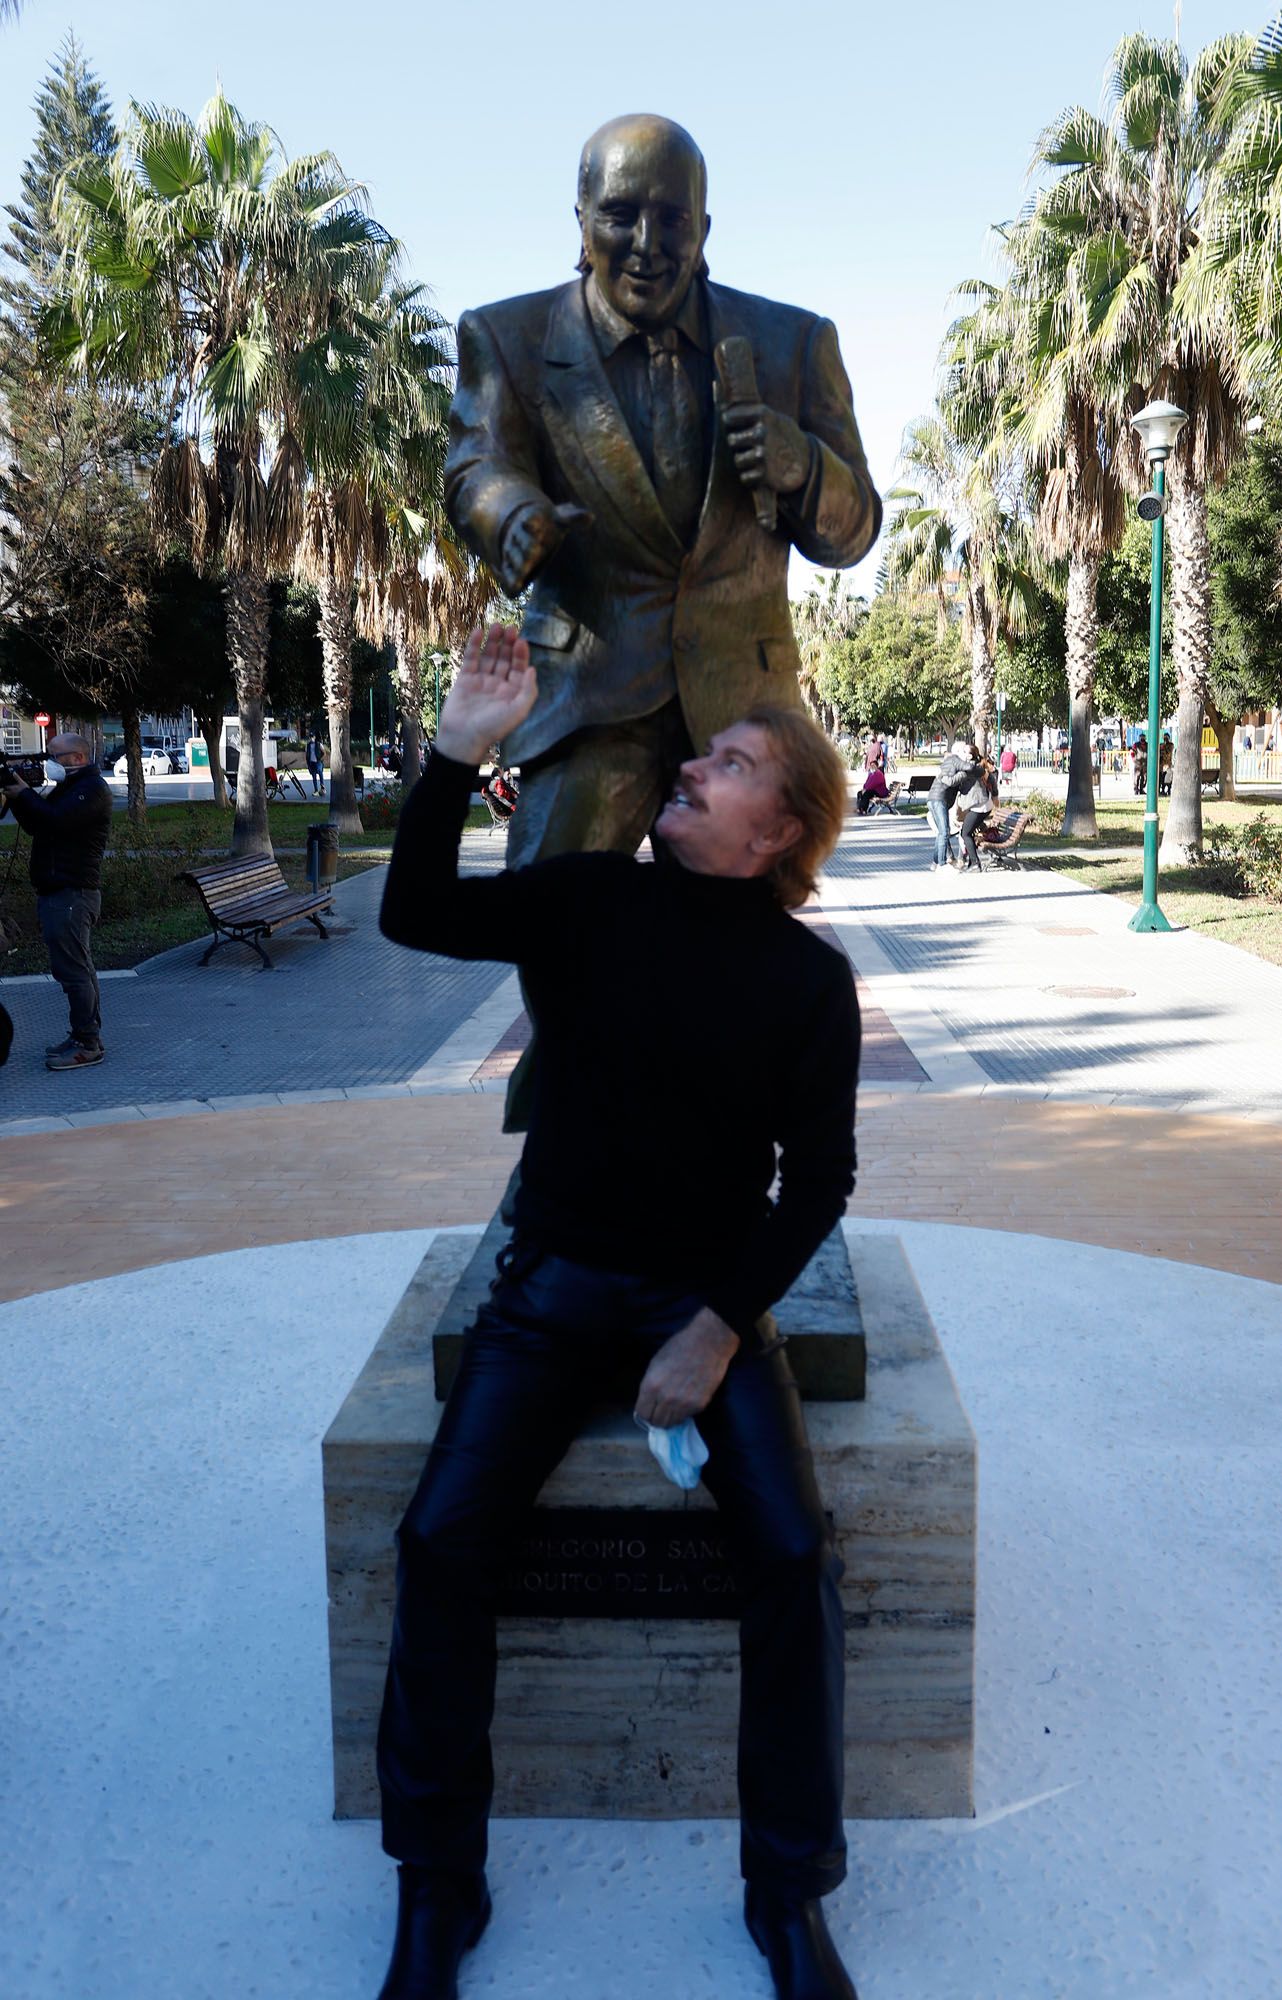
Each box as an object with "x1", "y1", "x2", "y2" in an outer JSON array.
[{"x1": 0, "y1": 755, "x2": 46, "y2": 815}]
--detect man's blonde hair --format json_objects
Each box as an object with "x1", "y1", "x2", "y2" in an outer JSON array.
[{"x1": 742, "y1": 704, "x2": 849, "y2": 909}]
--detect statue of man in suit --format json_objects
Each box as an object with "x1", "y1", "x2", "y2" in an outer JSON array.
[{"x1": 444, "y1": 112, "x2": 882, "y2": 869}]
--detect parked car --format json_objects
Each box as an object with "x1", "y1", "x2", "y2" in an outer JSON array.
[
  {"x1": 112, "y1": 735, "x2": 189, "y2": 778},
  {"x1": 115, "y1": 747, "x2": 172, "y2": 778}
]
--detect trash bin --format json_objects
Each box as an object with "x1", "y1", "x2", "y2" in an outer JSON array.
[{"x1": 307, "y1": 822, "x2": 340, "y2": 893}]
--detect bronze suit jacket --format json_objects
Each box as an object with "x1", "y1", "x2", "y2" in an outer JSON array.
[{"x1": 444, "y1": 277, "x2": 882, "y2": 766}]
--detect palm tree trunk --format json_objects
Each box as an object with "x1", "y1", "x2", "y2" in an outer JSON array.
[
  {"x1": 121, "y1": 704, "x2": 147, "y2": 827},
  {"x1": 1060, "y1": 551, "x2": 1100, "y2": 840},
  {"x1": 319, "y1": 575, "x2": 363, "y2": 836},
  {"x1": 392, "y1": 612, "x2": 425, "y2": 788},
  {"x1": 225, "y1": 569, "x2": 273, "y2": 858},
  {"x1": 197, "y1": 706, "x2": 229, "y2": 808},
  {"x1": 1203, "y1": 694, "x2": 1236, "y2": 802},
  {"x1": 968, "y1": 603, "x2": 993, "y2": 754},
  {"x1": 1161, "y1": 468, "x2": 1210, "y2": 864}
]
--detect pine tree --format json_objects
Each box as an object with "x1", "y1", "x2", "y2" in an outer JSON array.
[{"x1": 3, "y1": 33, "x2": 116, "y2": 302}]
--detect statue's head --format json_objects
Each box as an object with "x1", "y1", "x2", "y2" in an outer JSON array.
[{"x1": 576, "y1": 114, "x2": 710, "y2": 331}]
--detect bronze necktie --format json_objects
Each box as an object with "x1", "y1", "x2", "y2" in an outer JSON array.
[{"x1": 646, "y1": 328, "x2": 704, "y2": 547}]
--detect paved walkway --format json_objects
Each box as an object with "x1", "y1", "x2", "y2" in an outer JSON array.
[{"x1": 819, "y1": 814, "x2": 1282, "y2": 1116}]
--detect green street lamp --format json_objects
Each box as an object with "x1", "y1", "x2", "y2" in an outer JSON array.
[{"x1": 1128, "y1": 399, "x2": 1188, "y2": 934}]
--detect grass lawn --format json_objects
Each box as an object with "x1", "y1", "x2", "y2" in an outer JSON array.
[
  {"x1": 1019, "y1": 793, "x2": 1282, "y2": 851},
  {"x1": 0, "y1": 798, "x2": 492, "y2": 855},
  {"x1": 0, "y1": 855, "x2": 384, "y2": 977},
  {"x1": 1028, "y1": 852, "x2": 1282, "y2": 966}
]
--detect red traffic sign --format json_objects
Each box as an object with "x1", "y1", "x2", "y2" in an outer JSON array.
[{"x1": 33, "y1": 712, "x2": 51, "y2": 728}]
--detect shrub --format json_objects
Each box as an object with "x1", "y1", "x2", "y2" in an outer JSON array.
[
  {"x1": 358, "y1": 783, "x2": 405, "y2": 833},
  {"x1": 100, "y1": 809, "x2": 208, "y2": 922},
  {"x1": 1021, "y1": 790, "x2": 1063, "y2": 835},
  {"x1": 1196, "y1": 815, "x2": 1282, "y2": 901}
]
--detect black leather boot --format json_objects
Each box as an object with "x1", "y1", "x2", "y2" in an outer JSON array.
[
  {"x1": 744, "y1": 1884, "x2": 858, "y2": 2000},
  {"x1": 376, "y1": 1866, "x2": 492, "y2": 2000}
]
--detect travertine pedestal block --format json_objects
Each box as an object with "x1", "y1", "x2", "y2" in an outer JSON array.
[{"x1": 323, "y1": 1227, "x2": 976, "y2": 1821}]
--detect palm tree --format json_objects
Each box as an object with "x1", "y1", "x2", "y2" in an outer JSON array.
[
  {"x1": 48, "y1": 91, "x2": 392, "y2": 855},
  {"x1": 1029, "y1": 31, "x2": 1256, "y2": 862},
  {"x1": 951, "y1": 228, "x2": 1140, "y2": 839},
  {"x1": 791, "y1": 573, "x2": 866, "y2": 736},
  {"x1": 882, "y1": 412, "x2": 1038, "y2": 754},
  {"x1": 1184, "y1": 28, "x2": 1282, "y2": 419},
  {"x1": 298, "y1": 278, "x2": 457, "y2": 830}
]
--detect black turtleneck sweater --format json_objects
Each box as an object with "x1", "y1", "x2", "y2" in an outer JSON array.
[{"x1": 380, "y1": 752, "x2": 860, "y2": 1338}]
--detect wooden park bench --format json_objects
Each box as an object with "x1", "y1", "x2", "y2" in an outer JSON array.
[
  {"x1": 906, "y1": 773, "x2": 934, "y2": 798},
  {"x1": 181, "y1": 854, "x2": 335, "y2": 970},
  {"x1": 976, "y1": 809, "x2": 1031, "y2": 870},
  {"x1": 855, "y1": 779, "x2": 903, "y2": 816}
]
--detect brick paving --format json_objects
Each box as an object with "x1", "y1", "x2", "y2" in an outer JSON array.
[{"x1": 1, "y1": 1090, "x2": 1278, "y2": 1305}]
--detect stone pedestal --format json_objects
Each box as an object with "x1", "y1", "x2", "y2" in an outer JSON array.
[{"x1": 323, "y1": 1226, "x2": 976, "y2": 1821}]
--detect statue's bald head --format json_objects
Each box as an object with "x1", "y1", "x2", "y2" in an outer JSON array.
[
  {"x1": 576, "y1": 114, "x2": 710, "y2": 331},
  {"x1": 577, "y1": 115, "x2": 707, "y2": 213}
]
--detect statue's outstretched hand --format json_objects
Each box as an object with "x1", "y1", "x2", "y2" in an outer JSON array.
[
  {"x1": 436, "y1": 624, "x2": 537, "y2": 766},
  {"x1": 500, "y1": 500, "x2": 593, "y2": 595}
]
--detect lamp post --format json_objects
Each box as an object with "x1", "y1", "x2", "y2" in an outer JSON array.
[{"x1": 1127, "y1": 399, "x2": 1188, "y2": 934}]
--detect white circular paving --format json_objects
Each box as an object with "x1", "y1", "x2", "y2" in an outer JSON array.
[{"x1": 1, "y1": 1223, "x2": 1279, "y2": 1999}]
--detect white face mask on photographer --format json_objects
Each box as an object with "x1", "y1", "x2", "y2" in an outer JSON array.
[{"x1": 44, "y1": 759, "x2": 67, "y2": 784}]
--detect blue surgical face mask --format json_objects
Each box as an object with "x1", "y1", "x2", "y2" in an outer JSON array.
[
  {"x1": 633, "y1": 1414, "x2": 710, "y2": 1491},
  {"x1": 44, "y1": 759, "x2": 66, "y2": 784}
]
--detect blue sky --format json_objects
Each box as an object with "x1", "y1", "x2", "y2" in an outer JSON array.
[{"x1": 0, "y1": 0, "x2": 1267, "y2": 588}]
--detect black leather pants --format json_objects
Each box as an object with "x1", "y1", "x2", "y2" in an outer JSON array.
[{"x1": 377, "y1": 1245, "x2": 848, "y2": 1903}]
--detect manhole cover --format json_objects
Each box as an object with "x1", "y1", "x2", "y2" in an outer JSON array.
[
  {"x1": 1037, "y1": 925, "x2": 1096, "y2": 937},
  {"x1": 1045, "y1": 984, "x2": 1135, "y2": 999}
]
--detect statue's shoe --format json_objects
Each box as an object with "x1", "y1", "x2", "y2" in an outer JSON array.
[
  {"x1": 376, "y1": 1867, "x2": 491, "y2": 2000},
  {"x1": 744, "y1": 1884, "x2": 859, "y2": 2000}
]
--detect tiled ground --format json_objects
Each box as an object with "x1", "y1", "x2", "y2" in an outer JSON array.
[{"x1": 0, "y1": 865, "x2": 512, "y2": 1115}]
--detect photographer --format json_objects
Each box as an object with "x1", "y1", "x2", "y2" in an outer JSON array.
[{"x1": 1, "y1": 734, "x2": 113, "y2": 1070}]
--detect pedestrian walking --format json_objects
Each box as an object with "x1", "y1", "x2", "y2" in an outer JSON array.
[
  {"x1": 0, "y1": 734, "x2": 112, "y2": 1069},
  {"x1": 306, "y1": 733, "x2": 325, "y2": 797},
  {"x1": 999, "y1": 744, "x2": 1017, "y2": 788}
]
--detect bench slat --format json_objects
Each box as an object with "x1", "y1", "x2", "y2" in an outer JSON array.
[{"x1": 216, "y1": 892, "x2": 334, "y2": 931}]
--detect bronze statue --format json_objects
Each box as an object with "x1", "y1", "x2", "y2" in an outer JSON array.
[{"x1": 444, "y1": 112, "x2": 882, "y2": 869}]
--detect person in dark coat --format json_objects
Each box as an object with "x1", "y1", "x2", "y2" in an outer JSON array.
[
  {"x1": 925, "y1": 743, "x2": 978, "y2": 870},
  {"x1": 1, "y1": 734, "x2": 112, "y2": 1068}
]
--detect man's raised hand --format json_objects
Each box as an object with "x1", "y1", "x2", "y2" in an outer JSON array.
[{"x1": 435, "y1": 625, "x2": 537, "y2": 767}]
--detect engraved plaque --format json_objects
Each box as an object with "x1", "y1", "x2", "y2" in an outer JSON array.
[{"x1": 495, "y1": 1507, "x2": 829, "y2": 1620}]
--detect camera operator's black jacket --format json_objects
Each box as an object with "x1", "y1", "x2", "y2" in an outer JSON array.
[{"x1": 6, "y1": 766, "x2": 112, "y2": 894}]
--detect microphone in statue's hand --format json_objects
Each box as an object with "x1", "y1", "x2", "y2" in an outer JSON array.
[{"x1": 715, "y1": 337, "x2": 777, "y2": 534}]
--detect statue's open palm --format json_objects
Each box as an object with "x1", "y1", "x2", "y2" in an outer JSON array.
[{"x1": 437, "y1": 625, "x2": 536, "y2": 765}]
